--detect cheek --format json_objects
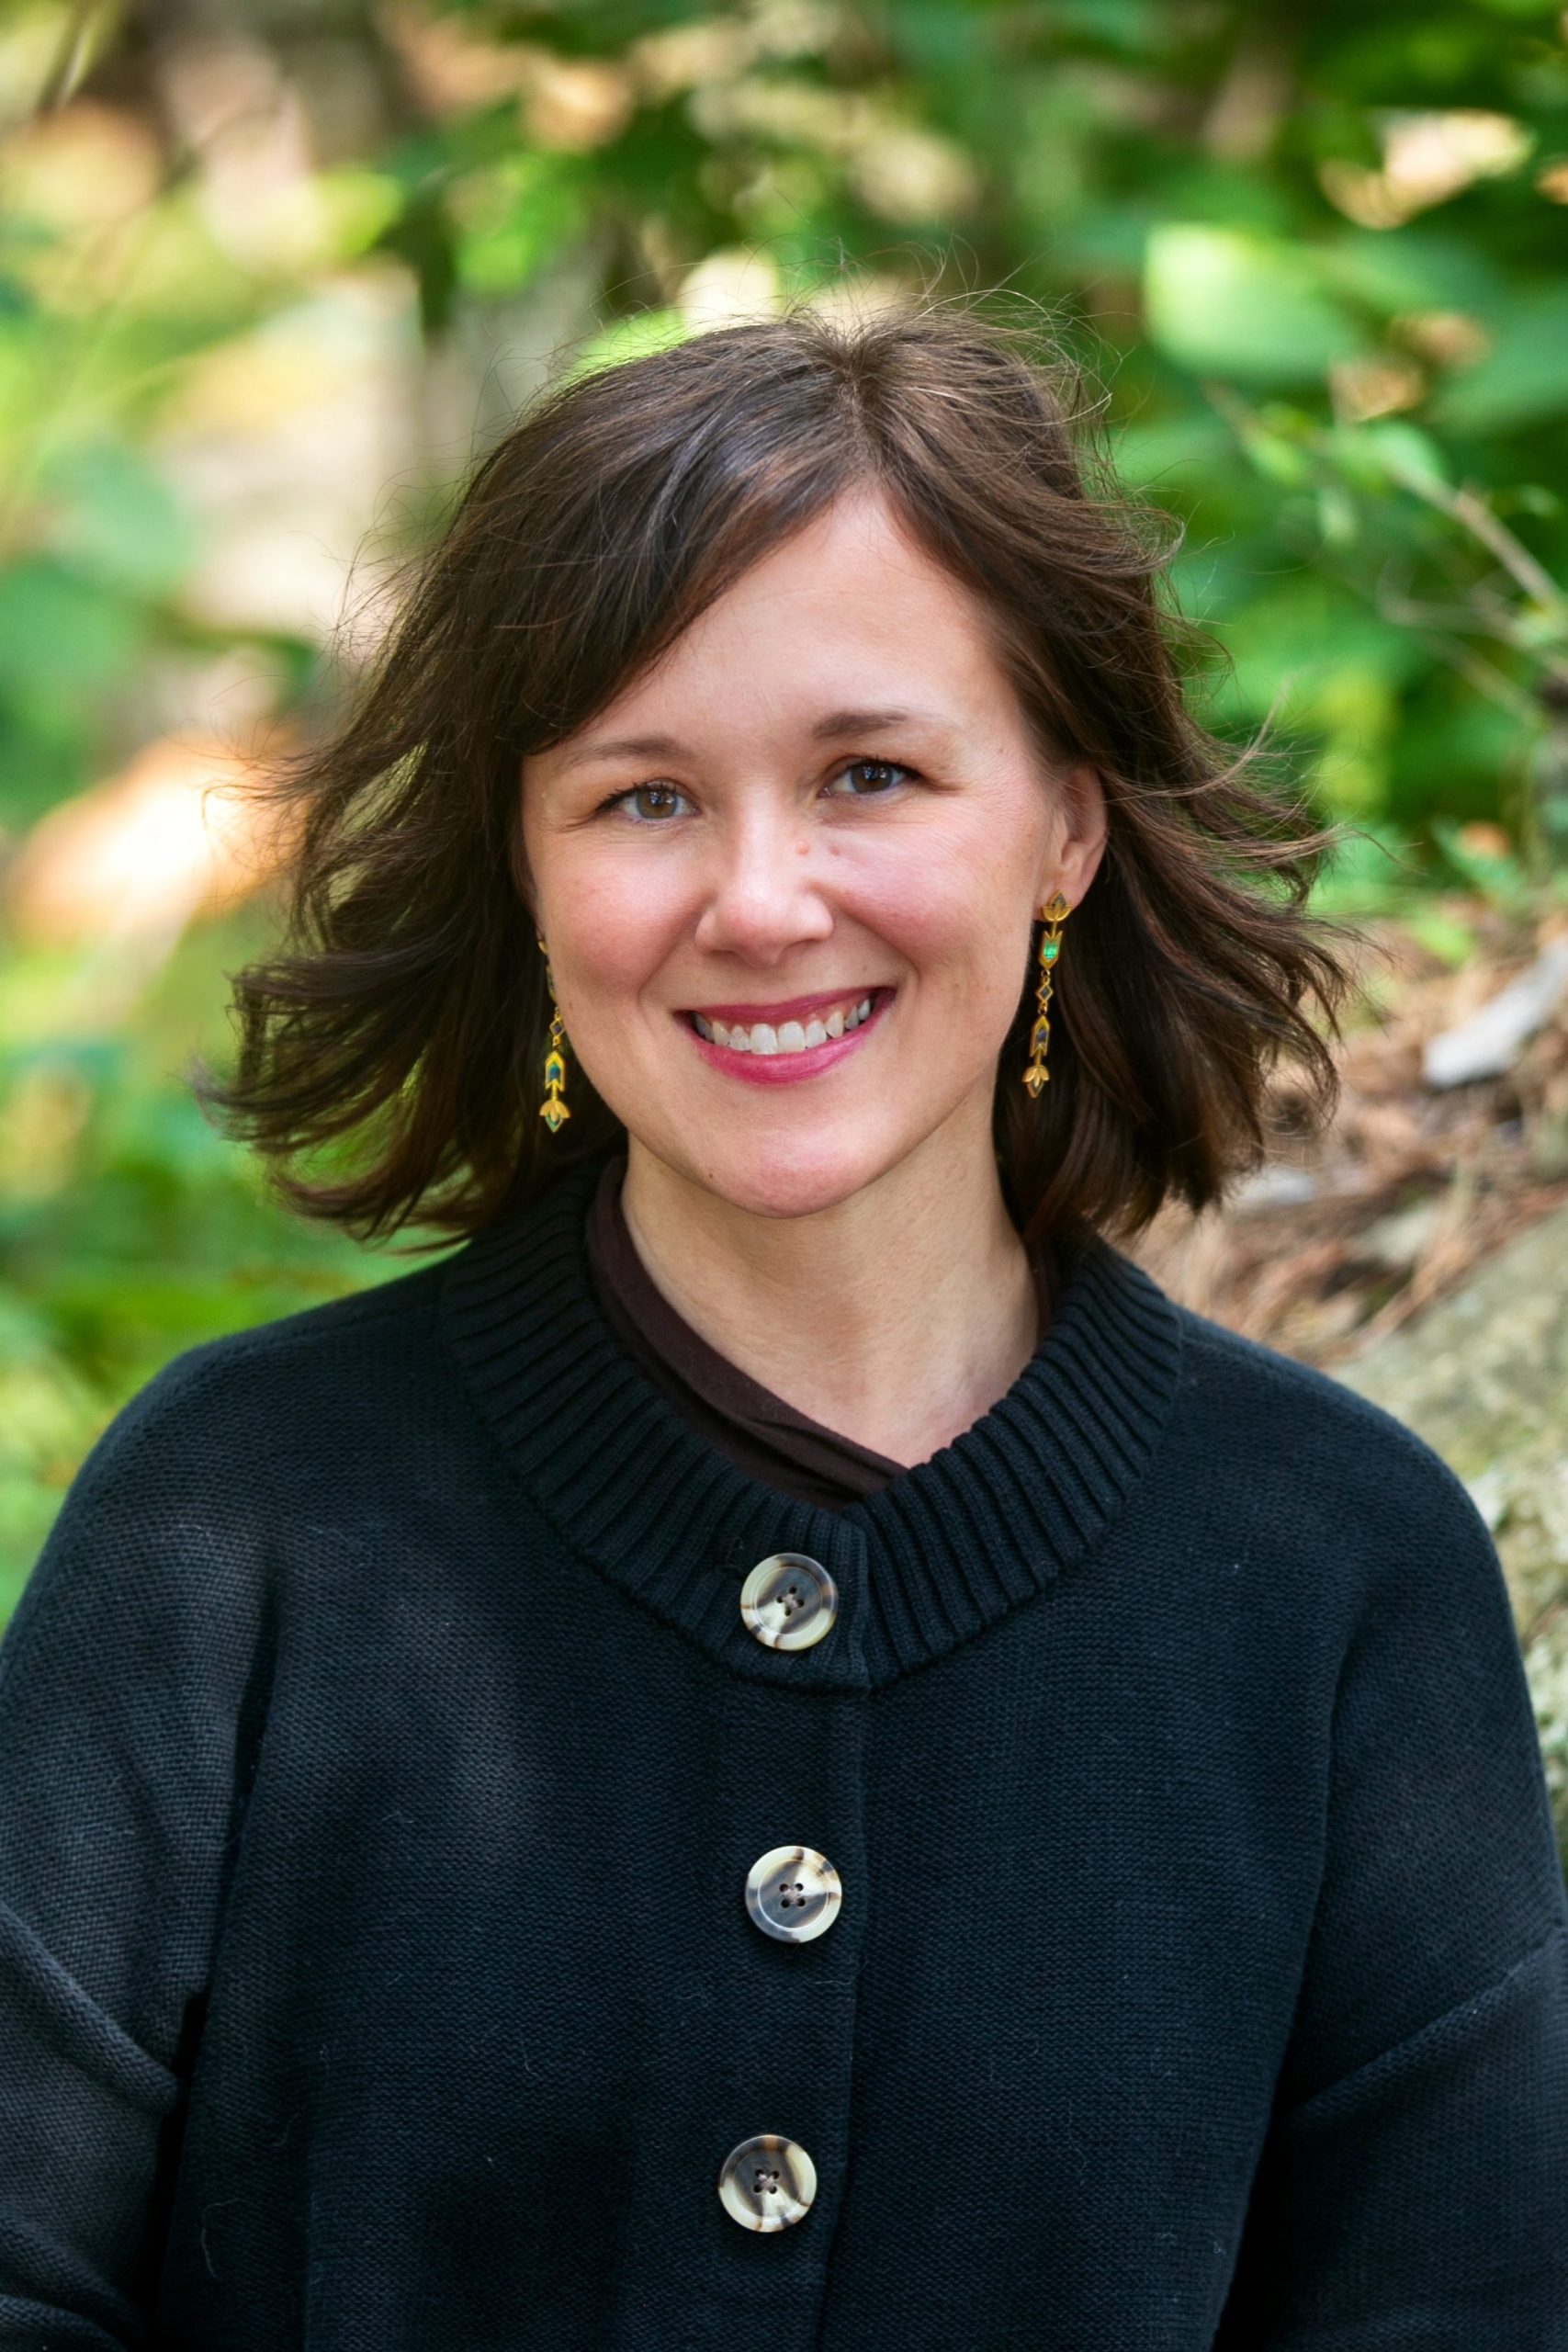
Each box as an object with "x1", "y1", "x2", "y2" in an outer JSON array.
[
  {"x1": 843, "y1": 831, "x2": 1033, "y2": 997},
  {"x1": 547, "y1": 862, "x2": 688, "y2": 1033}
]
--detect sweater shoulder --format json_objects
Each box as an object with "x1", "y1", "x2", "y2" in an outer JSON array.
[
  {"x1": 47, "y1": 1252, "x2": 456, "y2": 1527},
  {"x1": 1157, "y1": 1288, "x2": 1495, "y2": 1572},
  {"x1": 159, "y1": 1250, "x2": 451, "y2": 1379},
  {"x1": 5, "y1": 1258, "x2": 460, "y2": 1697}
]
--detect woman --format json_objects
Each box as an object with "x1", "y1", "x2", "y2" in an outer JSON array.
[{"x1": 1, "y1": 307, "x2": 1564, "y2": 2349}]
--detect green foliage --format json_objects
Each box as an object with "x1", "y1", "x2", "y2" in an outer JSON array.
[
  {"x1": 0, "y1": 911, "x2": 430, "y2": 1611},
  {"x1": 1145, "y1": 225, "x2": 1366, "y2": 383}
]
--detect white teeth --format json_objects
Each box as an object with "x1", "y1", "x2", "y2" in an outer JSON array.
[{"x1": 692, "y1": 991, "x2": 883, "y2": 1056}]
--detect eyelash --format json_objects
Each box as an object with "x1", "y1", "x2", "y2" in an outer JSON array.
[{"x1": 598, "y1": 758, "x2": 917, "y2": 825}]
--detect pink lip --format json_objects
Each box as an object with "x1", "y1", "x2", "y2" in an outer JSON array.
[
  {"x1": 684, "y1": 987, "x2": 884, "y2": 1023},
  {"x1": 682, "y1": 987, "x2": 893, "y2": 1086}
]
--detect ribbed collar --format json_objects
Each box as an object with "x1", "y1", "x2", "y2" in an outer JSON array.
[{"x1": 441, "y1": 1155, "x2": 1184, "y2": 1692}]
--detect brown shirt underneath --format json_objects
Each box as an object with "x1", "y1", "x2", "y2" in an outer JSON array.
[{"x1": 582, "y1": 1153, "x2": 1054, "y2": 1512}]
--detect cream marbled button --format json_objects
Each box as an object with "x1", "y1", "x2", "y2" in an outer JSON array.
[
  {"x1": 739, "y1": 1553, "x2": 838, "y2": 1650},
  {"x1": 716, "y1": 2132, "x2": 818, "y2": 2232},
  {"x1": 745, "y1": 1845, "x2": 842, "y2": 1943}
]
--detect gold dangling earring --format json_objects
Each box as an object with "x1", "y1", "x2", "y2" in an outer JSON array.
[
  {"x1": 1022, "y1": 890, "x2": 1071, "y2": 1097},
  {"x1": 536, "y1": 936, "x2": 570, "y2": 1134}
]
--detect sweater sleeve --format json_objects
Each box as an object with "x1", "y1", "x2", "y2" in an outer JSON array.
[
  {"x1": 0, "y1": 1354, "x2": 269, "y2": 2349},
  {"x1": 1213, "y1": 1430, "x2": 1568, "y2": 2350}
]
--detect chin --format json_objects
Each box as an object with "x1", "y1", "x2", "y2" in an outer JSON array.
[{"x1": 677, "y1": 1128, "x2": 902, "y2": 1223}]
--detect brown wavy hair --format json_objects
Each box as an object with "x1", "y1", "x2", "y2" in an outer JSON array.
[{"x1": 191, "y1": 300, "x2": 1360, "y2": 1253}]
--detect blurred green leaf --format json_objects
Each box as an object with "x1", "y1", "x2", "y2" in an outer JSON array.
[
  {"x1": 1430, "y1": 811, "x2": 1538, "y2": 910},
  {"x1": 42, "y1": 442, "x2": 196, "y2": 594},
  {"x1": 1319, "y1": 228, "x2": 1497, "y2": 319},
  {"x1": 1431, "y1": 286, "x2": 1568, "y2": 434},
  {"x1": 1403, "y1": 905, "x2": 1482, "y2": 967},
  {"x1": 1353, "y1": 420, "x2": 1452, "y2": 495},
  {"x1": 566, "y1": 307, "x2": 689, "y2": 379},
  {"x1": 1309, "y1": 820, "x2": 1424, "y2": 915},
  {"x1": 1145, "y1": 225, "x2": 1365, "y2": 385},
  {"x1": 0, "y1": 562, "x2": 142, "y2": 691},
  {"x1": 453, "y1": 153, "x2": 588, "y2": 297}
]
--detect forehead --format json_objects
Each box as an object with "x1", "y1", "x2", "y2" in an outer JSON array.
[{"x1": 577, "y1": 487, "x2": 1018, "y2": 735}]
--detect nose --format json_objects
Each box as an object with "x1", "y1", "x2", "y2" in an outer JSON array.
[{"x1": 691, "y1": 802, "x2": 834, "y2": 966}]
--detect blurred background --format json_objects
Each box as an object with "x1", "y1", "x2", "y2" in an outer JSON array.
[{"x1": 2, "y1": 0, "x2": 1567, "y2": 1839}]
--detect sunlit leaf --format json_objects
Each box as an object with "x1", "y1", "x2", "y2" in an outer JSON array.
[
  {"x1": 565, "y1": 307, "x2": 689, "y2": 379},
  {"x1": 1145, "y1": 225, "x2": 1365, "y2": 384}
]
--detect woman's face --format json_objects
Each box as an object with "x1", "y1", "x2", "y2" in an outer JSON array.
[{"x1": 520, "y1": 486, "x2": 1107, "y2": 1222}]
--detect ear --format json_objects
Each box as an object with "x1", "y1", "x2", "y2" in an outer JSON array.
[{"x1": 1038, "y1": 761, "x2": 1108, "y2": 912}]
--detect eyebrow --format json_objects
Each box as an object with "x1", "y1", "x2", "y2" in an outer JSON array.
[{"x1": 553, "y1": 707, "x2": 952, "y2": 771}]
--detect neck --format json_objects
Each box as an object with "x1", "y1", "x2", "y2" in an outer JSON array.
[{"x1": 618, "y1": 1114, "x2": 1039, "y2": 1468}]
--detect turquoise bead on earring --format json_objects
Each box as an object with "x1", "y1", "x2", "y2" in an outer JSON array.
[{"x1": 1022, "y1": 890, "x2": 1071, "y2": 1097}]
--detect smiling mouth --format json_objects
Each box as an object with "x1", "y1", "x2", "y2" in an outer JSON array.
[{"x1": 686, "y1": 990, "x2": 886, "y2": 1057}]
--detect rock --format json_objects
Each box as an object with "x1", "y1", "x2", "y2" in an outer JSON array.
[
  {"x1": 1336, "y1": 1201, "x2": 1568, "y2": 1856},
  {"x1": 1422, "y1": 938, "x2": 1568, "y2": 1087}
]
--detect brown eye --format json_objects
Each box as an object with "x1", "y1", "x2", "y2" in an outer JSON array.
[
  {"x1": 833, "y1": 759, "x2": 910, "y2": 797},
  {"x1": 618, "y1": 783, "x2": 689, "y2": 821}
]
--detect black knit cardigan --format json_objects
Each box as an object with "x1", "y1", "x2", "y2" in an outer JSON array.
[{"x1": 2, "y1": 1153, "x2": 1565, "y2": 2349}]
